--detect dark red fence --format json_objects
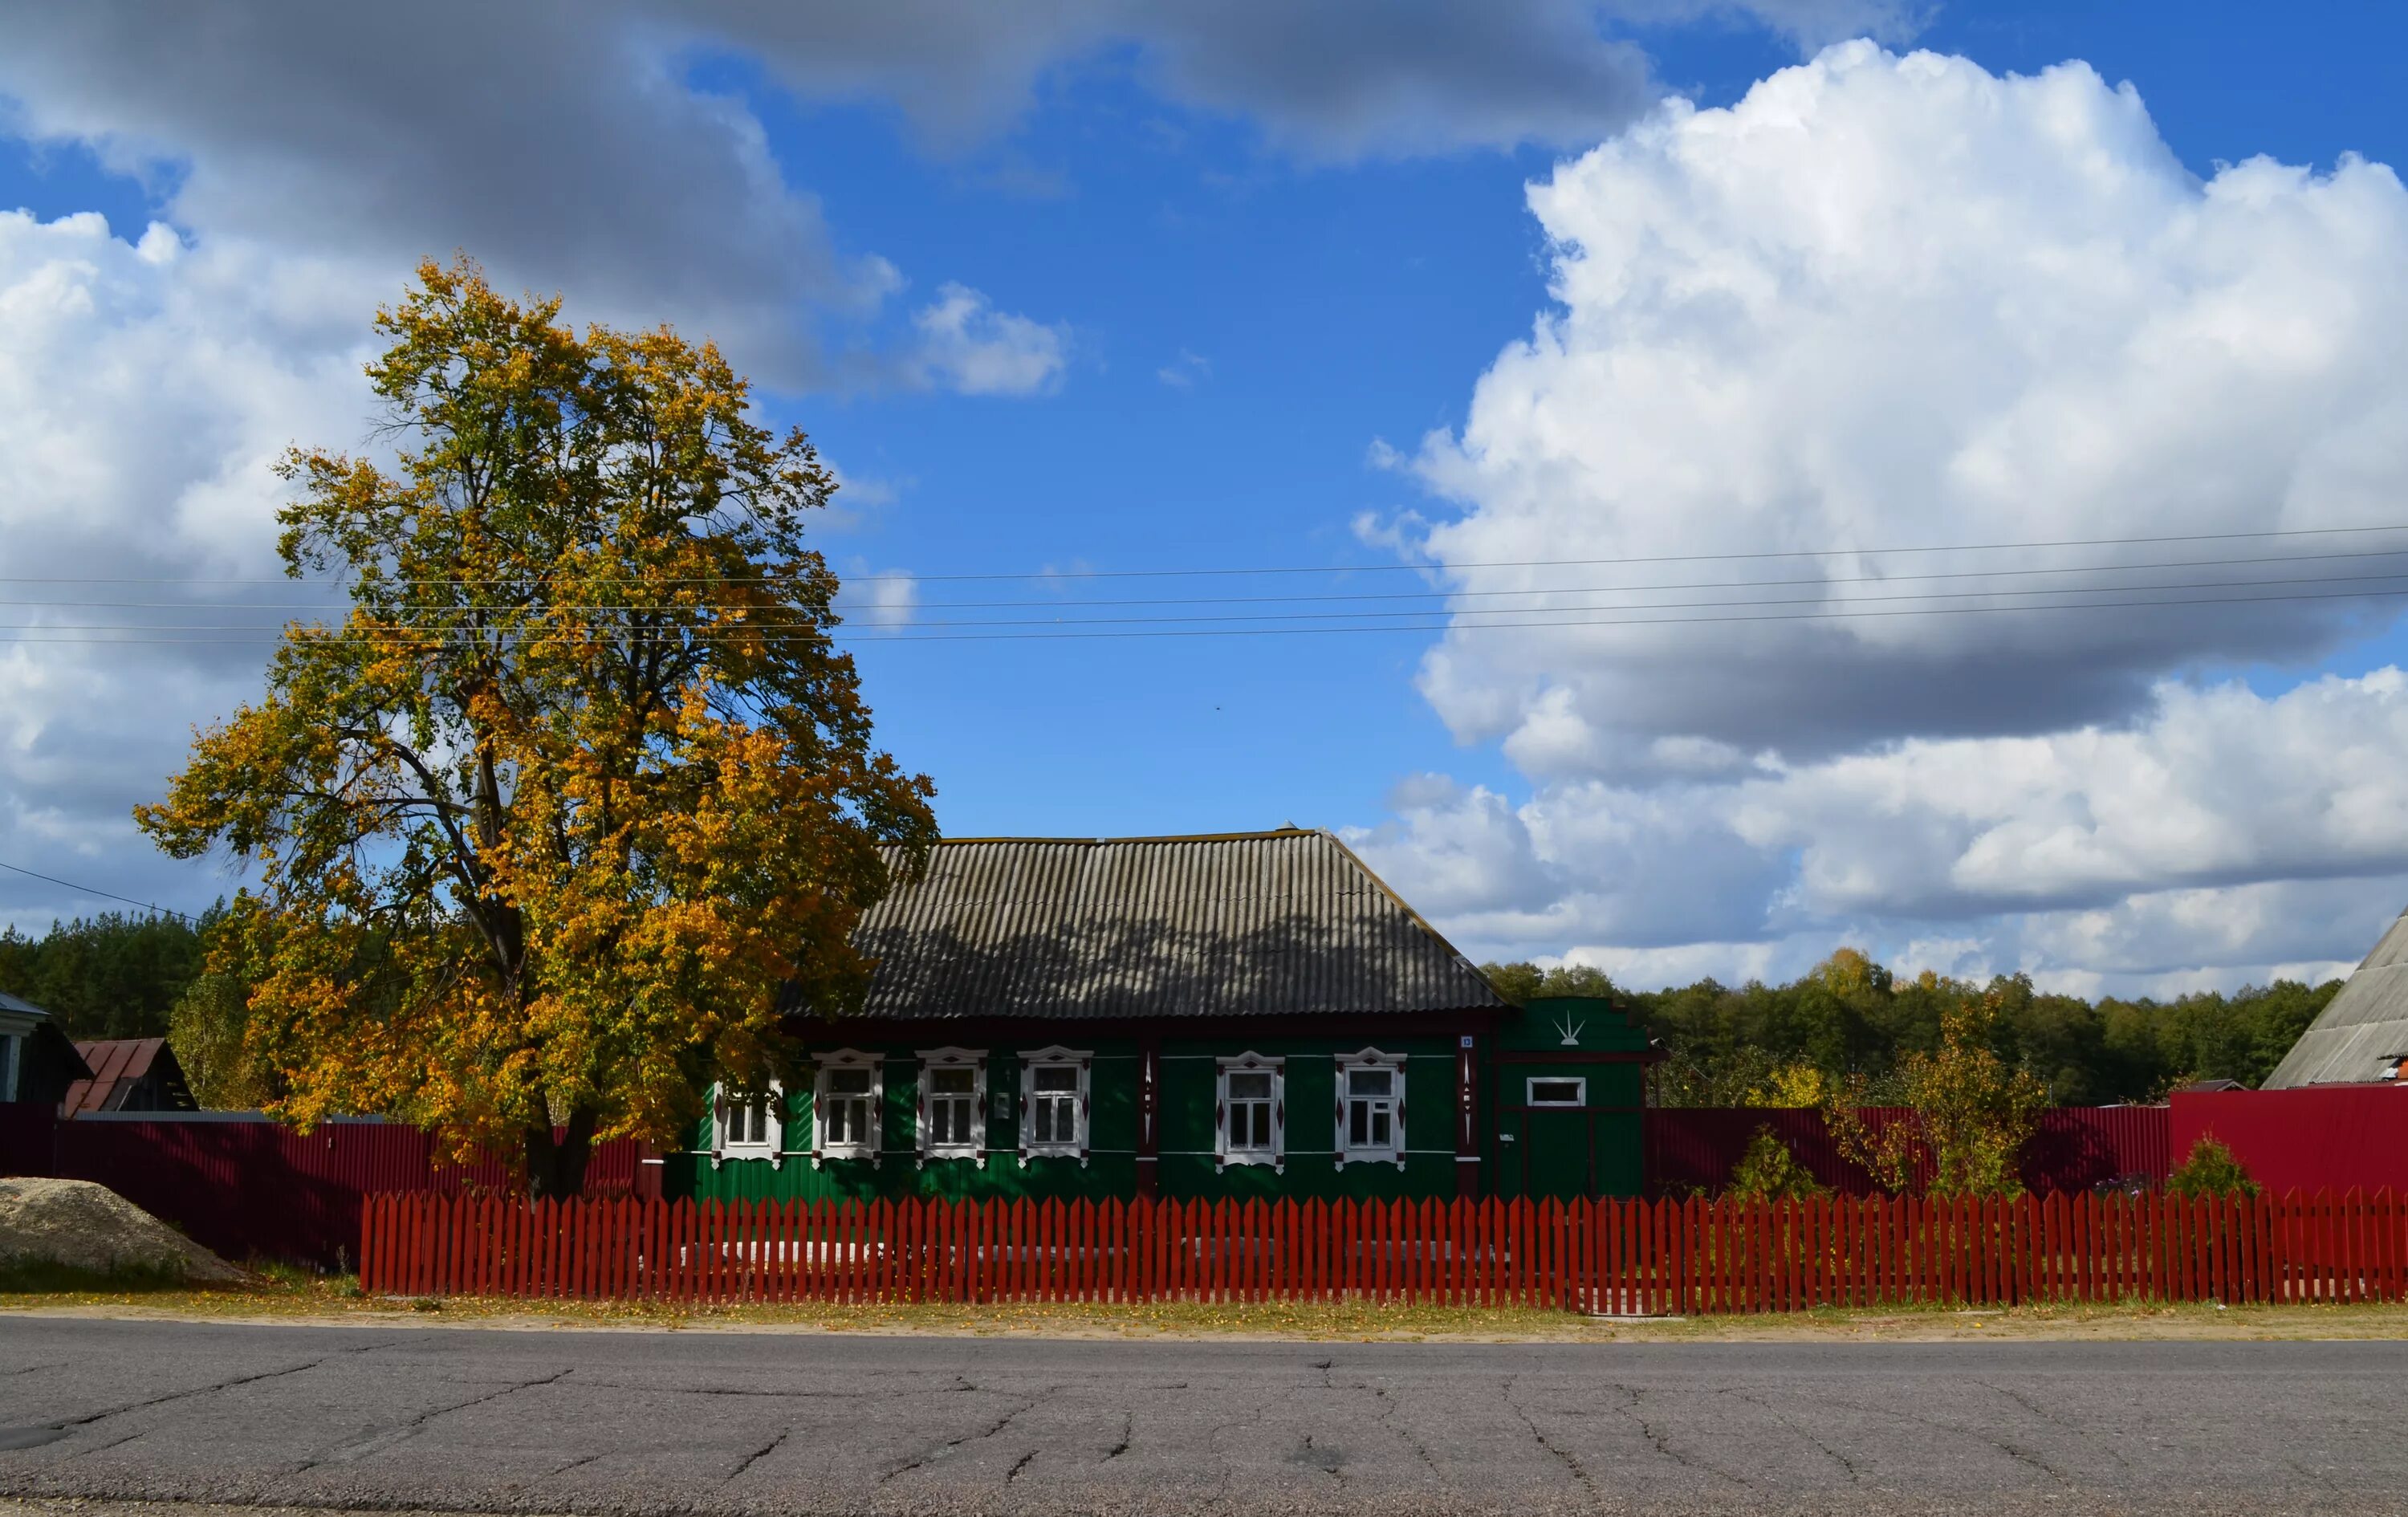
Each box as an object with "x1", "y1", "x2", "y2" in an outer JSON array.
[
  {"x1": 1646, "y1": 1105, "x2": 2170, "y2": 1197},
  {"x1": 2173, "y1": 1087, "x2": 2408, "y2": 1196},
  {"x1": 363, "y1": 1190, "x2": 2406, "y2": 1312},
  {"x1": 0, "y1": 1110, "x2": 655, "y2": 1271}
]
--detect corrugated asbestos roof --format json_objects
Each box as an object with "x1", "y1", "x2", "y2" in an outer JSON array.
[
  {"x1": 2263, "y1": 906, "x2": 2408, "y2": 1087},
  {"x1": 822, "y1": 828, "x2": 1507, "y2": 1022}
]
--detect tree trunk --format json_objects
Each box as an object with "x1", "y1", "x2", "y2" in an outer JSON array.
[{"x1": 523, "y1": 1104, "x2": 600, "y2": 1200}]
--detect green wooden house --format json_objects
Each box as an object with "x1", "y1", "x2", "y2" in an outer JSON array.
[{"x1": 663, "y1": 828, "x2": 1654, "y2": 1206}]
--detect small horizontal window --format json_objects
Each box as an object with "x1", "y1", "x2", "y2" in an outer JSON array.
[{"x1": 1527, "y1": 1077, "x2": 1586, "y2": 1107}]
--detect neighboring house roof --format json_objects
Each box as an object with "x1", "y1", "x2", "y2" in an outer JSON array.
[
  {"x1": 63, "y1": 1036, "x2": 189, "y2": 1116},
  {"x1": 0, "y1": 990, "x2": 53, "y2": 1019},
  {"x1": 2263, "y1": 906, "x2": 2408, "y2": 1088},
  {"x1": 806, "y1": 828, "x2": 1509, "y2": 1023}
]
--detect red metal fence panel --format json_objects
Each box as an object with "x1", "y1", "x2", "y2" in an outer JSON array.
[
  {"x1": 0, "y1": 1110, "x2": 655, "y2": 1270},
  {"x1": 1645, "y1": 1105, "x2": 2171, "y2": 1197},
  {"x1": 2172, "y1": 1087, "x2": 2408, "y2": 1196},
  {"x1": 360, "y1": 1190, "x2": 2406, "y2": 1312}
]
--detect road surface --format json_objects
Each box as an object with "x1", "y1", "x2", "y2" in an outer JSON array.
[{"x1": 2, "y1": 1316, "x2": 2403, "y2": 1514}]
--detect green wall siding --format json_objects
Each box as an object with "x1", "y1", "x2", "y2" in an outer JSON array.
[{"x1": 666, "y1": 1003, "x2": 1649, "y2": 1205}]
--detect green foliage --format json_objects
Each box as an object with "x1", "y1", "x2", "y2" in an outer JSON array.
[
  {"x1": 1486, "y1": 950, "x2": 2341, "y2": 1108},
  {"x1": 1828, "y1": 991, "x2": 2050, "y2": 1198},
  {"x1": 0, "y1": 908, "x2": 214, "y2": 1039},
  {"x1": 168, "y1": 967, "x2": 277, "y2": 1110},
  {"x1": 1724, "y1": 1125, "x2": 1827, "y2": 1201},
  {"x1": 1482, "y1": 962, "x2": 1617, "y2": 1005},
  {"x1": 2165, "y1": 1136, "x2": 2261, "y2": 1199}
]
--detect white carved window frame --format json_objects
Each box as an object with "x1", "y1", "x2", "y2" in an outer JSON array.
[
  {"x1": 915, "y1": 1046, "x2": 988, "y2": 1169},
  {"x1": 1215, "y1": 1052, "x2": 1285, "y2": 1173},
  {"x1": 811, "y1": 1050, "x2": 882, "y2": 1169},
  {"x1": 710, "y1": 1080, "x2": 784, "y2": 1170},
  {"x1": 1334, "y1": 1048, "x2": 1407, "y2": 1169},
  {"x1": 1018, "y1": 1045, "x2": 1092, "y2": 1165}
]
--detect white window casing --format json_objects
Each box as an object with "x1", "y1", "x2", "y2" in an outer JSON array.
[
  {"x1": 1018, "y1": 1045, "x2": 1092, "y2": 1165},
  {"x1": 1526, "y1": 1076, "x2": 1587, "y2": 1107},
  {"x1": 916, "y1": 1047, "x2": 987, "y2": 1169},
  {"x1": 0, "y1": 1033, "x2": 18, "y2": 1104},
  {"x1": 1334, "y1": 1048, "x2": 1406, "y2": 1169},
  {"x1": 812, "y1": 1051, "x2": 883, "y2": 1169},
  {"x1": 1215, "y1": 1052, "x2": 1285, "y2": 1173},
  {"x1": 710, "y1": 1080, "x2": 784, "y2": 1170}
]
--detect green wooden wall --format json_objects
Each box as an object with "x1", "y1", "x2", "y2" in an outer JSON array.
[
  {"x1": 663, "y1": 1031, "x2": 1468, "y2": 1205},
  {"x1": 661, "y1": 1005, "x2": 1651, "y2": 1204}
]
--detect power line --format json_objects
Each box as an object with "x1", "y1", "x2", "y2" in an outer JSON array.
[
  {"x1": 3, "y1": 580, "x2": 2406, "y2": 645},
  {"x1": 0, "y1": 859, "x2": 200, "y2": 925},
  {"x1": 11, "y1": 544, "x2": 2408, "y2": 614},
  {"x1": 11, "y1": 565, "x2": 2408, "y2": 636},
  {"x1": 5, "y1": 521, "x2": 2408, "y2": 586}
]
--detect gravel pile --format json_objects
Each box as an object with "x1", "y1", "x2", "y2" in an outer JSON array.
[{"x1": 0, "y1": 1177, "x2": 247, "y2": 1283}]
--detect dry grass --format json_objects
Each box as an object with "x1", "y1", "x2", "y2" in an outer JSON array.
[{"x1": 6, "y1": 1272, "x2": 2408, "y2": 1343}]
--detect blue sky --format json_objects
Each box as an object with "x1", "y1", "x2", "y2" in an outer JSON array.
[{"x1": 4, "y1": 2, "x2": 2407, "y2": 994}]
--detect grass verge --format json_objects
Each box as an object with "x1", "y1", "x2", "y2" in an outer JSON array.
[{"x1": 5, "y1": 1275, "x2": 2408, "y2": 1342}]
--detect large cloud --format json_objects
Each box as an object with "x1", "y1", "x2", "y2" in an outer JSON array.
[
  {"x1": 1350, "y1": 671, "x2": 2408, "y2": 994},
  {"x1": 0, "y1": 211, "x2": 377, "y2": 929},
  {"x1": 1401, "y1": 43, "x2": 2408, "y2": 776}
]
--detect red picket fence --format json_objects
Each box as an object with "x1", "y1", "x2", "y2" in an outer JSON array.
[{"x1": 361, "y1": 1190, "x2": 2407, "y2": 1313}]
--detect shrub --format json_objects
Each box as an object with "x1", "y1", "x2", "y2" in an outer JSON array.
[
  {"x1": 1725, "y1": 1125, "x2": 1828, "y2": 1201},
  {"x1": 2165, "y1": 1136, "x2": 2260, "y2": 1199}
]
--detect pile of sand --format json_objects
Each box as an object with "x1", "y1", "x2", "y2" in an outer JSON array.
[{"x1": 0, "y1": 1177, "x2": 247, "y2": 1283}]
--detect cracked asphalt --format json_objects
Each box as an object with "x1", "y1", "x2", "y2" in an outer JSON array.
[{"x1": 2, "y1": 1318, "x2": 2404, "y2": 1515}]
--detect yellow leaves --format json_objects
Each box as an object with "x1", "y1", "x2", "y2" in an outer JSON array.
[{"x1": 136, "y1": 254, "x2": 937, "y2": 1192}]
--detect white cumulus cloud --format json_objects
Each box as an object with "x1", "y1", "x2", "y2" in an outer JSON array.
[
  {"x1": 908, "y1": 283, "x2": 1069, "y2": 397},
  {"x1": 1397, "y1": 43, "x2": 2408, "y2": 775}
]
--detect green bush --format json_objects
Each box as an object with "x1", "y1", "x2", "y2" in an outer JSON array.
[
  {"x1": 1724, "y1": 1125, "x2": 1828, "y2": 1201},
  {"x1": 2165, "y1": 1136, "x2": 2260, "y2": 1199}
]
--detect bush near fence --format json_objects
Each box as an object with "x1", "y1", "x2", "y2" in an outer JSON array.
[
  {"x1": 361, "y1": 1190, "x2": 2406, "y2": 1314},
  {"x1": 1646, "y1": 1105, "x2": 2171, "y2": 1197}
]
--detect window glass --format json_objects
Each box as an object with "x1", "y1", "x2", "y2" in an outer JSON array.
[
  {"x1": 1337, "y1": 1056, "x2": 1402, "y2": 1161},
  {"x1": 820, "y1": 1062, "x2": 877, "y2": 1153},
  {"x1": 1027, "y1": 1061, "x2": 1083, "y2": 1149},
  {"x1": 1224, "y1": 1065, "x2": 1277, "y2": 1156},
  {"x1": 925, "y1": 1059, "x2": 980, "y2": 1153},
  {"x1": 1528, "y1": 1077, "x2": 1585, "y2": 1106}
]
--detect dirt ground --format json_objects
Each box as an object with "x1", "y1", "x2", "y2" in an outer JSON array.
[{"x1": 6, "y1": 1278, "x2": 2407, "y2": 1343}]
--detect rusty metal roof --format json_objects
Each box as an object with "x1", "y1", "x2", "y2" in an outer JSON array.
[
  {"x1": 819, "y1": 828, "x2": 1507, "y2": 1023},
  {"x1": 64, "y1": 1036, "x2": 171, "y2": 1116},
  {"x1": 2263, "y1": 906, "x2": 2408, "y2": 1088}
]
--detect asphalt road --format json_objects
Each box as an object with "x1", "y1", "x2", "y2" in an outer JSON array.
[{"x1": 2, "y1": 1318, "x2": 2404, "y2": 1515}]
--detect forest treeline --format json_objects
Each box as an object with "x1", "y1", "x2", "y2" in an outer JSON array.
[
  {"x1": 1486, "y1": 948, "x2": 2340, "y2": 1104},
  {"x1": 0, "y1": 909, "x2": 211, "y2": 1040},
  {"x1": 0, "y1": 912, "x2": 2338, "y2": 1105}
]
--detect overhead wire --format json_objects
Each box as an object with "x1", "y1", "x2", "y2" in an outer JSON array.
[
  {"x1": 10, "y1": 564, "x2": 2408, "y2": 636},
  {"x1": 10, "y1": 543, "x2": 2408, "y2": 614},
  {"x1": 0, "y1": 860, "x2": 200, "y2": 924},
  {"x1": 4, "y1": 520, "x2": 2408, "y2": 586},
  {"x1": 5, "y1": 580, "x2": 2408, "y2": 644}
]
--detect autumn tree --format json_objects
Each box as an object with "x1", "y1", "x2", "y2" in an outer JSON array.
[
  {"x1": 139, "y1": 258, "x2": 938, "y2": 1197},
  {"x1": 1826, "y1": 990, "x2": 2049, "y2": 1198}
]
